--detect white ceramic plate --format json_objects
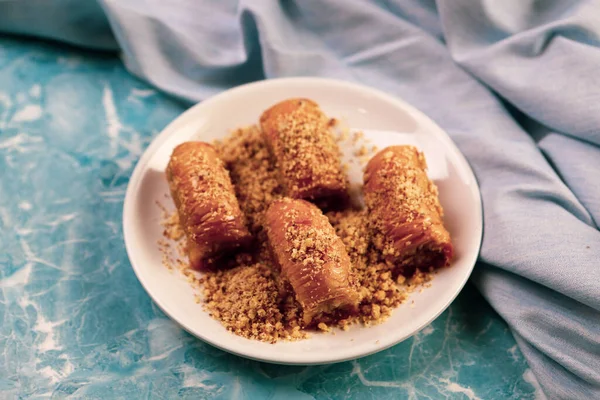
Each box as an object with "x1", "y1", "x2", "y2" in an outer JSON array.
[{"x1": 123, "y1": 78, "x2": 482, "y2": 365}]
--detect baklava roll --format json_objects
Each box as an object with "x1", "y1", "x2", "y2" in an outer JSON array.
[
  {"x1": 166, "y1": 141, "x2": 251, "y2": 270},
  {"x1": 265, "y1": 198, "x2": 360, "y2": 326},
  {"x1": 260, "y1": 98, "x2": 348, "y2": 207},
  {"x1": 364, "y1": 146, "x2": 453, "y2": 275}
]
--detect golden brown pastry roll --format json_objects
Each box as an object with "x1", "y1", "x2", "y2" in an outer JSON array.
[
  {"x1": 265, "y1": 198, "x2": 360, "y2": 326},
  {"x1": 166, "y1": 141, "x2": 251, "y2": 270},
  {"x1": 260, "y1": 98, "x2": 348, "y2": 207},
  {"x1": 364, "y1": 145, "x2": 453, "y2": 275}
]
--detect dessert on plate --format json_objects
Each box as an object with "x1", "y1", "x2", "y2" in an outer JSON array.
[{"x1": 162, "y1": 98, "x2": 454, "y2": 342}]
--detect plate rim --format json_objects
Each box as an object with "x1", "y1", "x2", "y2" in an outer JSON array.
[{"x1": 122, "y1": 77, "x2": 483, "y2": 365}]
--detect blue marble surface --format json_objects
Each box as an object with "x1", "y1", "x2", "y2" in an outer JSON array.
[{"x1": 0, "y1": 36, "x2": 542, "y2": 399}]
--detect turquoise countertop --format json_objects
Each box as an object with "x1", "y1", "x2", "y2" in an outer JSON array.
[{"x1": 0, "y1": 37, "x2": 541, "y2": 399}]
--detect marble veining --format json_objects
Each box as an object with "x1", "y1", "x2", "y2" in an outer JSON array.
[{"x1": 0, "y1": 37, "x2": 538, "y2": 399}]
